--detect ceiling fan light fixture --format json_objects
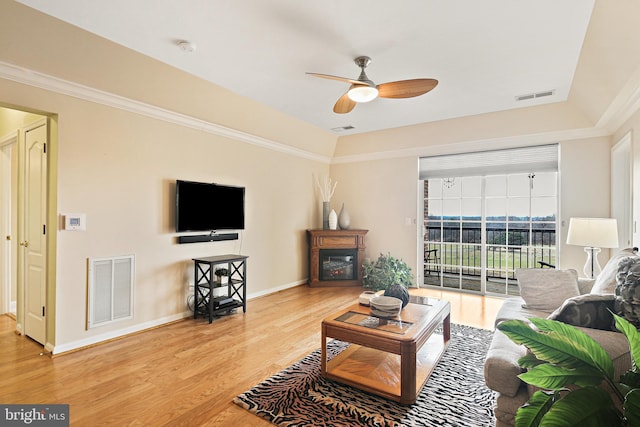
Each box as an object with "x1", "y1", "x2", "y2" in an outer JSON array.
[
  {"x1": 308, "y1": 55, "x2": 438, "y2": 113},
  {"x1": 347, "y1": 85, "x2": 378, "y2": 103}
]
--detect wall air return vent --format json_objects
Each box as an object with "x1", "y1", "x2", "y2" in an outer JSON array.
[
  {"x1": 88, "y1": 254, "x2": 134, "y2": 328},
  {"x1": 515, "y1": 90, "x2": 555, "y2": 102}
]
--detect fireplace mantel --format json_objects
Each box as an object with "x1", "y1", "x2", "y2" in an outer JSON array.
[{"x1": 307, "y1": 229, "x2": 368, "y2": 288}]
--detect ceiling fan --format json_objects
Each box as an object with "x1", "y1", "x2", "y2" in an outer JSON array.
[{"x1": 306, "y1": 56, "x2": 438, "y2": 114}]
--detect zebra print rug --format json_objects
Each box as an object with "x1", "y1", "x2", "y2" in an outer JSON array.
[{"x1": 234, "y1": 323, "x2": 495, "y2": 426}]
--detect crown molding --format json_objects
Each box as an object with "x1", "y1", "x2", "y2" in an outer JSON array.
[
  {"x1": 597, "y1": 65, "x2": 640, "y2": 132},
  {"x1": 0, "y1": 60, "x2": 623, "y2": 167},
  {"x1": 0, "y1": 60, "x2": 331, "y2": 164},
  {"x1": 331, "y1": 126, "x2": 611, "y2": 164}
]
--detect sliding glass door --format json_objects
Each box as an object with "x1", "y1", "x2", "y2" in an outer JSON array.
[
  {"x1": 423, "y1": 176, "x2": 483, "y2": 292},
  {"x1": 423, "y1": 172, "x2": 557, "y2": 295}
]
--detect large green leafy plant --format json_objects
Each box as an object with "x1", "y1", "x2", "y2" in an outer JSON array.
[
  {"x1": 498, "y1": 314, "x2": 640, "y2": 427},
  {"x1": 361, "y1": 252, "x2": 414, "y2": 291}
]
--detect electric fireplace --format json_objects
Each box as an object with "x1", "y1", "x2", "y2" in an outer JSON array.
[
  {"x1": 307, "y1": 229, "x2": 368, "y2": 287},
  {"x1": 320, "y1": 249, "x2": 356, "y2": 281}
]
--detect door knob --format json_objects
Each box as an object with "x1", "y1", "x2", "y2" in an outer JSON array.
[{"x1": 19, "y1": 241, "x2": 29, "y2": 247}]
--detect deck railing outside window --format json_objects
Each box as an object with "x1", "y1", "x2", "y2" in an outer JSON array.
[{"x1": 424, "y1": 224, "x2": 556, "y2": 280}]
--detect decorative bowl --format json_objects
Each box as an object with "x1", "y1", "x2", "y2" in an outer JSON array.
[
  {"x1": 370, "y1": 296, "x2": 402, "y2": 318},
  {"x1": 358, "y1": 290, "x2": 377, "y2": 306}
]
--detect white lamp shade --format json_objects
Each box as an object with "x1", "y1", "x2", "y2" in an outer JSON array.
[
  {"x1": 566, "y1": 218, "x2": 619, "y2": 248},
  {"x1": 347, "y1": 85, "x2": 379, "y2": 103}
]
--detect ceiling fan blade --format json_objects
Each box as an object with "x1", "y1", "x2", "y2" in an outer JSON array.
[
  {"x1": 377, "y1": 78, "x2": 438, "y2": 99},
  {"x1": 333, "y1": 93, "x2": 356, "y2": 114},
  {"x1": 306, "y1": 72, "x2": 364, "y2": 86}
]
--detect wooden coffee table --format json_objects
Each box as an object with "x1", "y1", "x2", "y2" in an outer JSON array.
[{"x1": 321, "y1": 295, "x2": 450, "y2": 404}]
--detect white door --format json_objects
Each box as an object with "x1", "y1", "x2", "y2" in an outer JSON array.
[
  {"x1": 611, "y1": 134, "x2": 632, "y2": 249},
  {"x1": 21, "y1": 122, "x2": 47, "y2": 345},
  {"x1": 0, "y1": 133, "x2": 18, "y2": 315}
]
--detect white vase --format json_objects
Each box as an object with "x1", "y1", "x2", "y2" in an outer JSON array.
[{"x1": 328, "y1": 209, "x2": 338, "y2": 230}]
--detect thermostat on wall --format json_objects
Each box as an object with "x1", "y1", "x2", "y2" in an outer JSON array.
[{"x1": 64, "y1": 213, "x2": 86, "y2": 231}]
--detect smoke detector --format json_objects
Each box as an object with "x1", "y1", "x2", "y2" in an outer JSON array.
[{"x1": 177, "y1": 41, "x2": 197, "y2": 53}]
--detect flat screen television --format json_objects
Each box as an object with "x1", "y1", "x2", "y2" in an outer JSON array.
[{"x1": 175, "y1": 180, "x2": 245, "y2": 232}]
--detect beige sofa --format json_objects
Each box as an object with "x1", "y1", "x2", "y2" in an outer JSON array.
[{"x1": 483, "y1": 248, "x2": 638, "y2": 427}]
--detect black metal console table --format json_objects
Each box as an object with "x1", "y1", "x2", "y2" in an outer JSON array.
[{"x1": 192, "y1": 254, "x2": 248, "y2": 323}]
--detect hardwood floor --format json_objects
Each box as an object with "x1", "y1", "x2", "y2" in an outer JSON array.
[{"x1": 0, "y1": 286, "x2": 502, "y2": 426}]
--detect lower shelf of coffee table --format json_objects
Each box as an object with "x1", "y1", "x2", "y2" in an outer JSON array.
[{"x1": 324, "y1": 333, "x2": 446, "y2": 403}]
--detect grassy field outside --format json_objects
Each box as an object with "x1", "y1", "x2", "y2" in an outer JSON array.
[{"x1": 424, "y1": 243, "x2": 556, "y2": 278}]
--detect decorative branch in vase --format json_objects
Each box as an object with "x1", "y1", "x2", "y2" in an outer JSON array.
[{"x1": 314, "y1": 175, "x2": 337, "y2": 229}]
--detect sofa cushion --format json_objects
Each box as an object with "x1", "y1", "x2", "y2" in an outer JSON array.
[
  {"x1": 494, "y1": 387, "x2": 530, "y2": 427},
  {"x1": 486, "y1": 316, "x2": 630, "y2": 392},
  {"x1": 547, "y1": 294, "x2": 616, "y2": 330},
  {"x1": 516, "y1": 268, "x2": 580, "y2": 311},
  {"x1": 591, "y1": 247, "x2": 639, "y2": 294},
  {"x1": 484, "y1": 329, "x2": 527, "y2": 397},
  {"x1": 494, "y1": 297, "x2": 551, "y2": 326},
  {"x1": 578, "y1": 326, "x2": 631, "y2": 379},
  {"x1": 577, "y1": 277, "x2": 596, "y2": 295}
]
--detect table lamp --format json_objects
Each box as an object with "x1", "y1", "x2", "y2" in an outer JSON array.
[{"x1": 566, "y1": 217, "x2": 619, "y2": 278}]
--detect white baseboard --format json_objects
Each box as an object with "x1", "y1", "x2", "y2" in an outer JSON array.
[
  {"x1": 246, "y1": 279, "x2": 307, "y2": 300},
  {"x1": 52, "y1": 311, "x2": 192, "y2": 355},
  {"x1": 51, "y1": 279, "x2": 308, "y2": 355}
]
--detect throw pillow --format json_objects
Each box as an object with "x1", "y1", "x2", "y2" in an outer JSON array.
[
  {"x1": 516, "y1": 268, "x2": 580, "y2": 311},
  {"x1": 548, "y1": 294, "x2": 616, "y2": 331},
  {"x1": 614, "y1": 256, "x2": 640, "y2": 328},
  {"x1": 591, "y1": 248, "x2": 640, "y2": 294},
  {"x1": 577, "y1": 278, "x2": 596, "y2": 295}
]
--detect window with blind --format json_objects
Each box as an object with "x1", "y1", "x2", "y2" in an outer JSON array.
[{"x1": 420, "y1": 145, "x2": 558, "y2": 295}]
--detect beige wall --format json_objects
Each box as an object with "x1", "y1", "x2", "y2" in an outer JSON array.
[
  {"x1": 0, "y1": 0, "x2": 341, "y2": 353},
  {"x1": 0, "y1": 75, "x2": 334, "y2": 352},
  {"x1": 0, "y1": 0, "x2": 634, "y2": 353},
  {"x1": 331, "y1": 129, "x2": 613, "y2": 285},
  {"x1": 0, "y1": 75, "x2": 618, "y2": 351},
  {"x1": 332, "y1": 102, "x2": 593, "y2": 158},
  {"x1": 330, "y1": 99, "x2": 613, "y2": 284},
  {"x1": 0, "y1": 108, "x2": 44, "y2": 131},
  {"x1": 330, "y1": 157, "x2": 420, "y2": 267},
  {"x1": 559, "y1": 137, "x2": 614, "y2": 269}
]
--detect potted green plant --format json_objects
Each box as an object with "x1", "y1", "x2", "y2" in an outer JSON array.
[
  {"x1": 362, "y1": 253, "x2": 414, "y2": 306},
  {"x1": 497, "y1": 314, "x2": 640, "y2": 427}
]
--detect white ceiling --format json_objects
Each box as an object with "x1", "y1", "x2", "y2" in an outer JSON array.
[{"x1": 17, "y1": 0, "x2": 595, "y2": 135}]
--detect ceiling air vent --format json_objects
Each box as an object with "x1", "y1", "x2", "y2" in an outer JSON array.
[
  {"x1": 331, "y1": 125, "x2": 355, "y2": 132},
  {"x1": 515, "y1": 90, "x2": 555, "y2": 102}
]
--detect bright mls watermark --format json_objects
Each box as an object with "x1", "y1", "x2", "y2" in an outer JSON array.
[{"x1": 0, "y1": 405, "x2": 69, "y2": 426}]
